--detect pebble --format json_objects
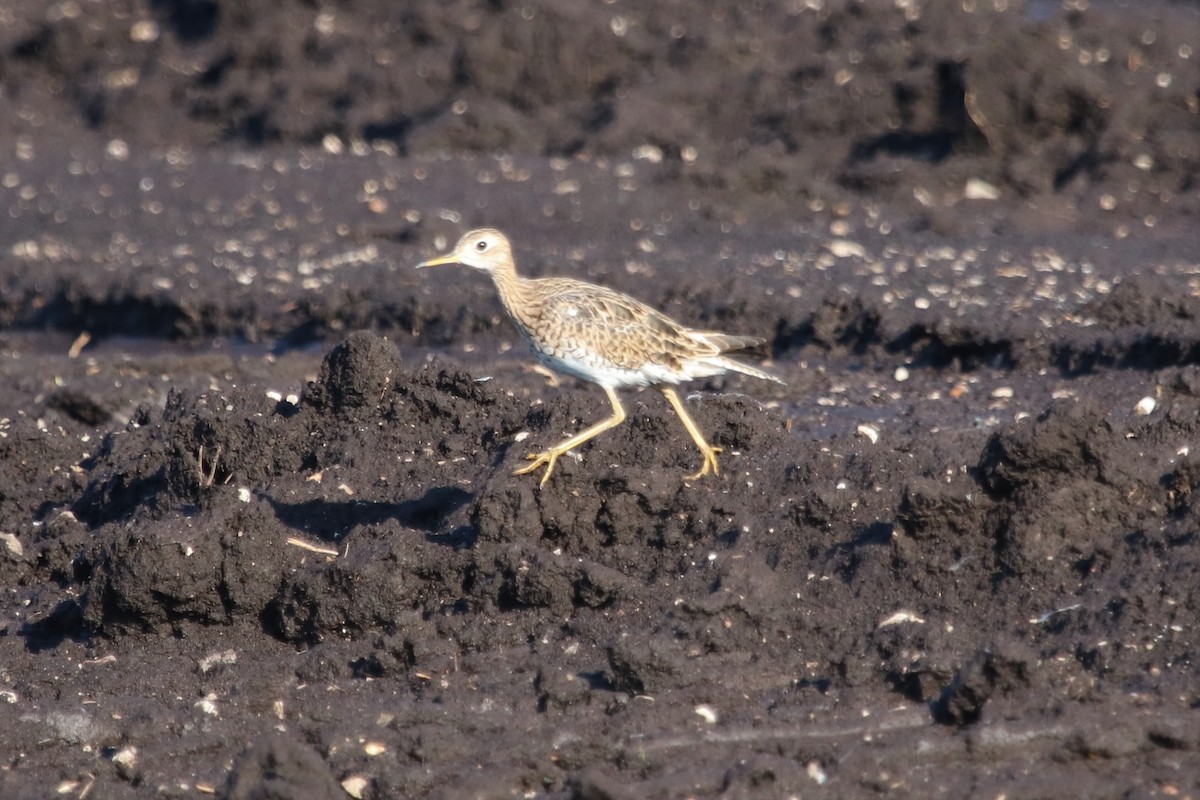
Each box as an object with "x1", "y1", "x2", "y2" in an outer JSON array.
[{"x1": 1134, "y1": 396, "x2": 1156, "y2": 415}]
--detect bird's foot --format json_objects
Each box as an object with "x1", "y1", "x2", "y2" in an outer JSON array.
[
  {"x1": 513, "y1": 450, "x2": 561, "y2": 487},
  {"x1": 684, "y1": 445, "x2": 722, "y2": 481}
]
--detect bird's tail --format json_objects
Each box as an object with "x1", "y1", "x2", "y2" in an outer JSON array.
[
  {"x1": 685, "y1": 331, "x2": 784, "y2": 384},
  {"x1": 692, "y1": 332, "x2": 765, "y2": 353},
  {"x1": 706, "y1": 356, "x2": 786, "y2": 385}
]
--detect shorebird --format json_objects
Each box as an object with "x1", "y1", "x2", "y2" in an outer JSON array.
[{"x1": 417, "y1": 228, "x2": 782, "y2": 485}]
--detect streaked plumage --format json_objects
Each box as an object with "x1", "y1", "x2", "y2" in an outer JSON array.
[{"x1": 418, "y1": 228, "x2": 782, "y2": 485}]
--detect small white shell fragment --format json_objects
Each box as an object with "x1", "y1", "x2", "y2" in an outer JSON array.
[
  {"x1": 633, "y1": 144, "x2": 664, "y2": 163},
  {"x1": 111, "y1": 746, "x2": 138, "y2": 769},
  {"x1": 106, "y1": 138, "x2": 129, "y2": 160},
  {"x1": 0, "y1": 532, "x2": 23, "y2": 557},
  {"x1": 198, "y1": 649, "x2": 237, "y2": 673},
  {"x1": 827, "y1": 239, "x2": 866, "y2": 258},
  {"x1": 694, "y1": 704, "x2": 718, "y2": 724},
  {"x1": 806, "y1": 760, "x2": 828, "y2": 785},
  {"x1": 964, "y1": 178, "x2": 1000, "y2": 200},
  {"x1": 894, "y1": 366, "x2": 910, "y2": 382},
  {"x1": 1134, "y1": 396, "x2": 1156, "y2": 416},
  {"x1": 856, "y1": 424, "x2": 880, "y2": 444},
  {"x1": 341, "y1": 775, "x2": 370, "y2": 799},
  {"x1": 991, "y1": 386, "x2": 1014, "y2": 399},
  {"x1": 129, "y1": 20, "x2": 159, "y2": 42},
  {"x1": 878, "y1": 610, "x2": 926, "y2": 628},
  {"x1": 322, "y1": 133, "x2": 344, "y2": 154},
  {"x1": 195, "y1": 694, "x2": 219, "y2": 716},
  {"x1": 514, "y1": 431, "x2": 531, "y2": 443},
  {"x1": 237, "y1": 487, "x2": 252, "y2": 503},
  {"x1": 363, "y1": 741, "x2": 387, "y2": 756}
]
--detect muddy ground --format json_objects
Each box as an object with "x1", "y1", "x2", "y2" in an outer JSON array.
[{"x1": 2, "y1": 1, "x2": 1200, "y2": 798}]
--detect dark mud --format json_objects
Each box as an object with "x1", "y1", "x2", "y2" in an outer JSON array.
[
  {"x1": 3, "y1": 1, "x2": 1200, "y2": 798},
  {"x1": 4, "y1": 0, "x2": 1200, "y2": 235}
]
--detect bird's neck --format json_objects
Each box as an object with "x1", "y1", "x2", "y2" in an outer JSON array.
[{"x1": 488, "y1": 263, "x2": 539, "y2": 326}]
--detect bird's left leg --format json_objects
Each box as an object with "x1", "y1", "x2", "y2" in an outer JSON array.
[{"x1": 659, "y1": 387, "x2": 721, "y2": 480}]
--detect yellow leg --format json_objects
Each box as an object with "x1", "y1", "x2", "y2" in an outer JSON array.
[
  {"x1": 660, "y1": 387, "x2": 722, "y2": 480},
  {"x1": 515, "y1": 386, "x2": 627, "y2": 486}
]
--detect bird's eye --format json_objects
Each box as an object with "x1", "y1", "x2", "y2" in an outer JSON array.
[{"x1": 475, "y1": 240, "x2": 488, "y2": 251}]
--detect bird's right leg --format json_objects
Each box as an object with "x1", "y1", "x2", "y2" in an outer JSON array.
[{"x1": 515, "y1": 386, "x2": 626, "y2": 486}]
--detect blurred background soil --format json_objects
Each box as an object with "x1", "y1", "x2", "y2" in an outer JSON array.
[{"x1": 1, "y1": 1, "x2": 1199, "y2": 798}]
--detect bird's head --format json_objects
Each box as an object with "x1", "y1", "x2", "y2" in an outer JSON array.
[{"x1": 416, "y1": 228, "x2": 513, "y2": 274}]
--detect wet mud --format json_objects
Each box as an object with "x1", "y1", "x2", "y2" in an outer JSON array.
[{"x1": 2, "y1": 1, "x2": 1200, "y2": 798}]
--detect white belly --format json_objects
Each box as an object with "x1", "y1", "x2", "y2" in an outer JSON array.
[{"x1": 532, "y1": 347, "x2": 662, "y2": 389}]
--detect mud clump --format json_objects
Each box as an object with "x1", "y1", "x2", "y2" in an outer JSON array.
[
  {"x1": 224, "y1": 735, "x2": 344, "y2": 800},
  {"x1": 933, "y1": 638, "x2": 1038, "y2": 727},
  {"x1": 65, "y1": 334, "x2": 523, "y2": 638}
]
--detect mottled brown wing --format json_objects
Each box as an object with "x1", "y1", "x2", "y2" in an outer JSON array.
[{"x1": 535, "y1": 280, "x2": 714, "y2": 371}]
